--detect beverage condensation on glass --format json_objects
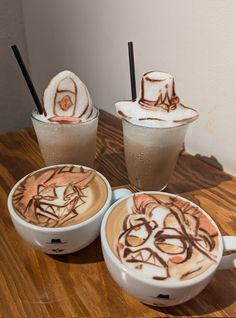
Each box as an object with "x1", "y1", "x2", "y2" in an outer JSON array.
[
  {"x1": 116, "y1": 71, "x2": 198, "y2": 191},
  {"x1": 31, "y1": 70, "x2": 99, "y2": 168},
  {"x1": 31, "y1": 109, "x2": 99, "y2": 167},
  {"x1": 122, "y1": 119, "x2": 188, "y2": 190}
]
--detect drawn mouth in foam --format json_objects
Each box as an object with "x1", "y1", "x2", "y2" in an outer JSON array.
[
  {"x1": 108, "y1": 193, "x2": 219, "y2": 282},
  {"x1": 12, "y1": 165, "x2": 109, "y2": 228}
]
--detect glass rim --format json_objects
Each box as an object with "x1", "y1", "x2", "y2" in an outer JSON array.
[{"x1": 31, "y1": 107, "x2": 100, "y2": 125}]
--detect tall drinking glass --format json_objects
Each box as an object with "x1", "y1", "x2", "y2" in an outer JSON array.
[
  {"x1": 31, "y1": 109, "x2": 99, "y2": 167},
  {"x1": 122, "y1": 119, "x2": 188, "y2": 190}
]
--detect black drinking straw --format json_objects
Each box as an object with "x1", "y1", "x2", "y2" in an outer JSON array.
[
  {"x1": 11, "y1": 44, "x2": 43, "y2": 114},
  {"x1": 128, "y1": 42, "x2": 137, "y2": 101}
]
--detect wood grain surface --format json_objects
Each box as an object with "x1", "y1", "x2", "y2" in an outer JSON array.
[{"x1": 0, "y1": 110, "x2": 236, "y2": 317}]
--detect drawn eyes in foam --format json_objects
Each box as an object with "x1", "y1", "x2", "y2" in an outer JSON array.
[
  {"x1": 124, "y1": 219, "x2": 157, "y2": 247},
  {"x1": 154, "y1": 229, "x2": 186, "y2": 255},
  {"x1": 36, "y1": 183, "x2": 79, "y2": 207},
  {"x1": 115, "y1": 194, "x2": 219, "y2": 281},
  {"x1": 118, "y1": 210, "x2": 189, "y2": 273}
]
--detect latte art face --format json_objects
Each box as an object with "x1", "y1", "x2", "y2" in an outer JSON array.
[
  {"x1": 12, "y1": 165, "x2": 108, "y2": 227},
  {"x1": 106, "y1": 193, "x2": 219, "y2": 282}
]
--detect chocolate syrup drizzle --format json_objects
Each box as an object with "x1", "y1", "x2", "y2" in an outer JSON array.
[
  {"x1": 53, "y1": 77, "x2": 77, "y2": 117},
  {"x1": 12, "y1": 166, "x2": 96, "y2": 227},
  {"x1": 116, "y1": 195, "x2": 218, "y2": 281},
  {"x1": 139, "y1": 72, "x2": 180, "y2": 112}
]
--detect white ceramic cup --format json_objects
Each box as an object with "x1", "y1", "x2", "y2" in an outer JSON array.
[
  {"x1": 101, "y1": 191, "x2": 236, "y2": 307},
  {"x1": 7, "y1": 165, "x2": 132, "y2": 255}
]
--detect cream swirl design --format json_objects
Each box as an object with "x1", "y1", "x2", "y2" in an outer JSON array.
[
  {"x1": 115, "y1": 71, "x2": 198, "y2": 128},
  {"x1": 41, "y1": 70, "x2": 97, "y2": 123},
  {"x1": 106, "y1": 193, "x2": 219, "y2": 281},
  {"x1": 12, "y1": 165, "x2": 108, "y2": 227}
]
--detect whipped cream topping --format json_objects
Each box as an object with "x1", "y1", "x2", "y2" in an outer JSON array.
[
  {"x1": 39, "y1": 70, "x2": 97, "y2": 123},
  {"x1": 115, "y1": 71, "x2": 198, "y2": 128}
]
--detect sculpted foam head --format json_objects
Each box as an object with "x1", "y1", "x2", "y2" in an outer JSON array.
[
  {"x1": 36, "y1": 70, "x2": 97, "y2": 123},
  {"x1": 115, "y1": 71, "x2": 198, "y2": 128}
]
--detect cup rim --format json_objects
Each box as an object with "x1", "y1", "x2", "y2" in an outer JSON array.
[
  {"x1": 8, "y1": 164, "x2": 112, "y2": 232},
  {"x1": 101, "y1": 191, "x2": 223, "y2": 288},
  {"x1": 31, "y1": 107, "x2": 100, "y2": 125}
]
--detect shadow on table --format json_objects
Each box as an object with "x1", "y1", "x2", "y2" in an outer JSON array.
[
  {"x1": 146, "y1": 269, "x2": 236, "y2": 316},
  {"x1": 95, "y1": 151, "x2": 233, "y2": 195},
  {"x1": 195, "y1": 154, "x2": 224, "y2": 170},
  {"x1": 50, "y1": 237, "x2": 104, "y2": 264},
  {"x1": 166, "y1": 153, "x2": 232, "y2": 197}
]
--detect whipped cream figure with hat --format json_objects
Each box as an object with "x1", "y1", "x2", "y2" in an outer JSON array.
[
  {"x1": 116, "y1": 71, "x2": 198, "y2": 128},
  {"x1": 115, "y1": 68, "x2": 198, "y2": 190}
]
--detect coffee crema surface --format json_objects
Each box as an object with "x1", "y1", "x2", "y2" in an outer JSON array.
[
  {"x1": 106, "y1": 193, "x2": 219, "y2": 281},
  {"x1": 12, "y1": 165, "x2": 108, "y2": 227}
]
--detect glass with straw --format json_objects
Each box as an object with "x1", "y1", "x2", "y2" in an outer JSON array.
[
  {"x1": 12, "y1": 45, "x2": 99, "y2": 167},
  {"x1": 116, "y1": 42, "x2": 198, "y2": 190}
]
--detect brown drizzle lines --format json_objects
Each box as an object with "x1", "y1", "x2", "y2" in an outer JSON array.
[
  {"x1": 168, "y1": 205, "x2": 216, "y2": 262},
  {"x1": 118, "y1": 110, "x2": 131, "y2": 119},
  {"x1": 78, "y1": 103, "x2": 89, "y2": 118},
  {"x1": 77, "y1": 86, "x2": 92, "y2": 119},
  {"x1": 86, "y1": 107, "x2": 94, "y2": 119},
  {"x1": 181, "y1": 266, "x2": 203, "y2": 280},
  {"x1": 139, "y1": 72, "x2": 179, "y2": 112},
  {"x1": 12, "y1": 166, "x2": 96, "y2": 227},
  {"x1": 117, "y1": 194, "x2": 218, "y2": 281},
  {"x1": 53, "y1": 77, "x2": 77, "y2": 117},
  {"x1": 139, "y1": 117, "x2": 166, "y2": 122},
  {"x1": 124, "y1": 247, "x2": 168, "y2": 269}
]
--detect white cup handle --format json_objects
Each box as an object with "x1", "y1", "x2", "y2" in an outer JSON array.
[
  {"x1": 111, "y1": 188, "x2": 132, "y2": 204},
  {"x1": 218, "y1": 236, "x2": 236, "y2": 270}
]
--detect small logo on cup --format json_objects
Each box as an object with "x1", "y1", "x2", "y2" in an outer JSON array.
[
  {"x1": 46, "y1": 238, "x2": 67, "y2": 244},
  {"x1": 155, "y1": 294, "x2": 170, "y2": 299}
]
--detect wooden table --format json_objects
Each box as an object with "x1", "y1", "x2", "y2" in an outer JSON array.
[{"x1": 0, "y1": 110, "x2": 236, "y2": 317}]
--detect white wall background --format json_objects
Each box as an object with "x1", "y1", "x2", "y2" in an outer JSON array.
[
  {"x1": 0, "y1": 0, "x2": 31, "y2": 132},
  {"x1": 20, "y1": 0, "x2": 236, "y2": 175}
]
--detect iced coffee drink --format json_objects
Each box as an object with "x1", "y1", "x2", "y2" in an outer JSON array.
[
  {"x1": 32, "y1": 71, "x2": 98, "y2": 167},
  {"x1": 116, "y1": 71, "x2": 198, "y2": 190}
]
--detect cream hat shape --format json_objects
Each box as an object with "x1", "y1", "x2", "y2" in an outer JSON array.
[{"x1": 115, "y1": 71, "x2": 198, "y2": 127}]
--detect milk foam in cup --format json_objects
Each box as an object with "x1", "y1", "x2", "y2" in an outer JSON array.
[
  {"x1": 11, "y1": 165, "x2": 108, "y2": 228},
  {"x1": 101, "y1": 191, "x2": 236, "y2": 306},
  {"x1": 7, "y1": 164, "x2": 132, "y2": 254},
  {"x1": 32, "y1": 70, "x2": 98, "y2": 167},
  {"x1": 115, "y1": 71, "x2": 198, "y2": 190}
]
